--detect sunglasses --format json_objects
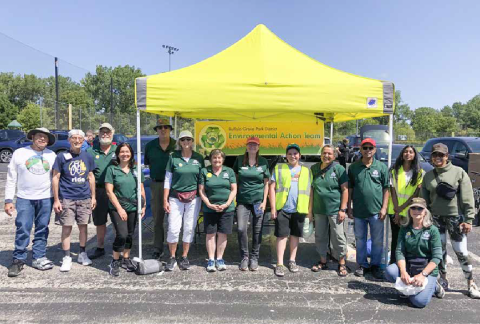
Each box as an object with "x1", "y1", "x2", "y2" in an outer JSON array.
[
  {"x1": 180, "y1": 138, "x2": 193, "y2": 142},
  {"x1": 156, "y1": 125, "x2": 171, "y2": 130},
  {"x1": 410, "y1": 206, "x2": 425, "y2": 211},
  {"x1": 362, "y1": 146, "x2": 375, "y2": 151},
  {"x1": 431, "y1": 152, "x2": 446, "y2": 158}
]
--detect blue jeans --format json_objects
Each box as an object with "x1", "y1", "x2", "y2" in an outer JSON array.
[
  {"x1": 13, "y1": 198, "x2": 53, "y2": 261},
  {"x1": 354, "y1": 215, "x2": 384, "y2": 268},
  {"x1": 385, "y1": 263, "x2": 437, "y2": 308}
]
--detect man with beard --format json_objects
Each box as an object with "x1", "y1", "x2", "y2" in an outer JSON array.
[{"x1": 87, "y1": 123, "x2": 117, "y2": 260}]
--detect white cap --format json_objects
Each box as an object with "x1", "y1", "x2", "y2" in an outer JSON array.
[
  {"x1": 99, "y1": 122, "x2": 114, "y2": 132},
  {"x1": 68, "y1": 129, "x2": 85, "y2": 138},
  {"x1": 178, "y1": 130, "x2": 193, "y2": 140}
]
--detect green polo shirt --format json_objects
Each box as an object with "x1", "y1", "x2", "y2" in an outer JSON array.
[
  {"x1": 348, "y1": 159, "x2": 389, "y2": 218},
  {"x1": 104, "y1": 165, "x2": 145, "y2": 212},
  {"x1": 396, "y1": 225, "x2": 442, "y2": 277},
  {"x1": 233, "y1": 156, "x2": 270, "y2": 205},
  {"x1": 311, "y1": 162, "x2": 348, "y2": 216},
  {"x1": 144, "y1": 137, "x2": 176, "y2": 181},
  {"x1": 165, "y1": 150, "x2": 205, "y2": 193},
  {"x1": 200, "y1": 166, "x2": 237, "y2": 213},
  {"x1": 87, "y1": 144, "x2": 117, "y2": 186}
]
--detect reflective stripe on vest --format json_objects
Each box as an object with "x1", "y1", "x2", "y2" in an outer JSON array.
[
  {"x1": 388, "y1": 166, "x2": 424, "y2": 216},
  {"x1": 274, "y1": 164, "x2": 311, "y2": 214}
]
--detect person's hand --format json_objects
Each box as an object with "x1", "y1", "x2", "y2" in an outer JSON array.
[
  {"x1": 412, "y1": 273, "x2": 426, "y2": 287},
  {"x1": 460, "y1": 222, "x2": 472, "y2": 234},
  {"x1": 271, "y1": 209, "x2": 277, "y2": 220},
  {"x1": 379, "y1": 208, "x2": 387, "y2": 221},
  {"x1": 164, "y1": 200, "x2": 170, "y2": 213},
  {"x1": 91, "y1": 198, "x2": 97, "y2": 210},
  {"x1": 118, "y1": 208, "x2": 128, "y2": 221},
  {"x1": 347, "y1": 208, "x2": 354, "y2": 219},
  {"x1": 259, "y1": 201, "x2": 266, "y2": 212},
  {"x1": 53, "y1": 200, "x2": 63, "y2": 214},
  {"x1": 338, "y1": 210, "x2": 346, "y2": 223},
  {"x1": 4, "y1": 203, "x2": 15, "y2": 216},
  {"x1": 394, "y1": 213, "x2": 401, "y2": 225},
  {"x1": 307, "y1": 212, "x2": 313, "y2": 222},
  {"x1": 141, "y1": 207, "x2": 146, "y2": 219},
  {"x1": 400, "y1": 270, "x2": 412, "y2": 285}
]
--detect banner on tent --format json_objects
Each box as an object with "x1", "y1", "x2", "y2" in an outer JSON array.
[{"x1": 195, "y1": 121, "x2": 324, "y2": 155}]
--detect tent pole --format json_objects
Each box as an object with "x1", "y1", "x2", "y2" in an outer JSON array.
[
  {"x1": 330, "y1": 121, "x2": 333, "y2": 144},
  {"x1": 136, "y1": 108, "x2": 143, "y2": 260},
  {"x1": 383, "y1": 113, "x2": 394, "y2": 269},
  {"x1": 174, "y1": 115, "x2": 178, "y2": 139}
]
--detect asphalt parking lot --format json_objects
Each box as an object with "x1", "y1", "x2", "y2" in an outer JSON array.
[{"x1": 0, "y1": 171, "x2": 480, "y2": 323}]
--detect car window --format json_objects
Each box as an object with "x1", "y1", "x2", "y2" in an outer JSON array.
[
  {"x1": 467, "y1": 140, "x2": 480, "y2": 153},
  {"x1": 57, "y1": 134, "x2": 68, "y2": 140},
  {"x1": 453, "y1": 142, "x2": 468, "y2": 155}
]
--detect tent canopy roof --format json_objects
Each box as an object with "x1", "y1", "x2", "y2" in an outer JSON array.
[{"x1": 136, "y1": 24, "x2": 394, "y2": 122}]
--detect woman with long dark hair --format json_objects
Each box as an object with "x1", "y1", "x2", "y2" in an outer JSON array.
[
  {"x1": 388, "y1": 145, "x2": 424, "y2": 264},
  {"x1": 105, "y1": 143, "x2": 146, "y2": 276}
]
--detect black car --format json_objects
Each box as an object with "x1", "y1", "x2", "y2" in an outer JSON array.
[
  {"x1": 0, "y1": 129, "x2": 25, "y2": 141},
  {"x1": 421, "y1": 137, "x2": 480, "y2": 172}
]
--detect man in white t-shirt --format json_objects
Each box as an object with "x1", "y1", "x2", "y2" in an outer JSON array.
[{"x1": 4, "y1": 128, "x2": 57, "y2": 277}]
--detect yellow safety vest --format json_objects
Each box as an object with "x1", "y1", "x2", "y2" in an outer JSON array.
[
  {"x1": 274, "y1": 164, "x2": 312, "y2": 214},
  {"x1": 388, "y1": 166, "x2": 425, "y2": 216}
]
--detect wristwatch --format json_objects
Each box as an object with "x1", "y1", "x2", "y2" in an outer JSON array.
[
  {"x1": 340, "y1": 208, "x2": 347, "y2": 213},
  {"x1": 421, "y1": 271, "x2": 428, "y2": 277}
]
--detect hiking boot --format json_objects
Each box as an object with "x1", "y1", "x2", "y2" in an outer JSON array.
[
  {"x1": 32, "y1": 257, "x2": 54, "y2": 271},
  {"x1": 468, "y1": 282, "x2": 480, "y2": 299},
  {"x1": 354, "y1": 266, "x2": 369, "y2": 277},
  {"x1": 109, "y1": 259, "x2": 121, "y2": 277},
  {"x1": 178, "y1": 257, "x2": 191, "y2": 270},
  {"x1": 121, "y1": 258, "x2": 137, "y2": 272},
  {"x1": 77, "y1": 252, "x2": 92, "y2": 266},
  {"x1": 206, "y1": 259, "x2": 216, "y2": 272},
  {"x1": 88, "y1": 248, "x2": 105, "y2": 260},
  {"x1": 216, "y1": 259, "x2": 227, "y2": 271},
  {"x1": 165, "y1": 257, "x2": 177, "y2": 272},
  {"x1": 274, "y1": 264, "x2": 286, "y2": 277},
  {"x1": 435, "y1": 281, "x2": 445, "y2": 299},
  {"x1": 287, "y1": 260, "x2": 299, "y2": 273},
  {"x1": 7, "y1": 259, "x2": 25, "y2": 277},
  {"x1": 239, "y1": 257, "x2": 249, "y2": 271},
  {"x1": 249, "y1": 258, "x2": 259, "y2": 271},
  {"x1": 60, "y1": 256, "x2": 72, "y2": 272},
  {"x1": 371, "y1": 266, "x2": 385, "y2": 281}
]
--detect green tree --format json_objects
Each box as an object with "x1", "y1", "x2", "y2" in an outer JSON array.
[
  {"x1": 393, "y1": 90, "x2": 412, "y2": 124},
  {"x1": 17, "y1": 103, "x2": 42, "y2": 131},
  {"x1": 0, "y1": 73, "x2": 45, "y2": 109},
  {"x1": 411, "y1": 107, "x2": 439, "y2": 140},
  {"x1": 0, "y1": 94, "x2": 19, "y2": 129}
]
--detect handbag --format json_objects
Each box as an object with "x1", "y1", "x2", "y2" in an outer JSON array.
[
  {"x1": 172, "y1": 189, "x2": 197, "y2": 203},
  {"x1": 433, "y1": 169, "x2": 457, "y2": 200}
]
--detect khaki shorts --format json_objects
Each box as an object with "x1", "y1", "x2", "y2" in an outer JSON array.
[{"x1": 55, "y1": 198, "x2": 92, "y2": 226}]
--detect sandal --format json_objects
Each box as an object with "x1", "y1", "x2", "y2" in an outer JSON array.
[
  {"x1": 338, "y1": 264, "x2": 348, "y2": 277},
  {"x1": 311, "y1": 260, "x2": 328, "y2": 272}
]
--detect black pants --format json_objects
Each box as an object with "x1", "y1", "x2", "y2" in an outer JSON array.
[
  {"x1": 110, "y1": 209, "x2": 138, "y2": 252},
  {"x1": 236, "y1": 204, "x2": 264, "y2": 260},
  {"x1": 338, "y1": 157, "x2": 347, "y2": 168},
  {"x1": 388, "y1": 214, "x2": 400, "y2": 264}
]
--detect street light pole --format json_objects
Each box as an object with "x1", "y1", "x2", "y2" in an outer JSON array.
[{"x1": 162, "y1": 45, "x2": 180, "y2": 127}]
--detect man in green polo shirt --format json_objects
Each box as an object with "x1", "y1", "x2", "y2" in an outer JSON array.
[
  {"x1": 144, "y1": 118, "x2": 176, "y2": 259},
  {"x1": 348, "y1": 138, "x2": 389, "y2": 280},
  {"x1": 86, "y1": 123, "x2": 117, "y2": 259}
]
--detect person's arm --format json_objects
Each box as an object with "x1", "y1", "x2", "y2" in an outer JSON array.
[
  {"x1": 395, "y1": 228, "x2": 411, "y2": 285},
  {"x1": 338, "y1": 182, "x2": 348, "y2": 223},
  {"x1": 459, "y1": 170, "x2": 476, "y2": 229},
  {"x1": 260, "y1": 178, "x2": 269, "y2": 212},
  {"x1": 308, "y1": 189, "x2": 314, "y2": 221},
  {"x1": 105, "y1": 182, "x2": 127, "y2": 221},
  {"x1": 220, "y1": 183, "x2": 237, "y2": 212},
  {"x1": 411, "y1": 228, "x2": 443, "y2": 287},
  {"x1": 52, "y1": 170, "x2": 62, "y2": 214},
  {"x1": 140, "y1": 183, "x2": 146, "y2": 218},
  {"x1": 4, "y1": 152, "x2": 18, "y2": 216},
  {"x1": 89, "y1": 171, "x2": 96, "y2": 210},
  {"x1": 379, "y1": 188, "x2": 389, "y2": 220},
  {"x1": 269, "y1": 180, "x2": 277, "y2": 219},
  {"x1": 347, "y1": 167, "x2": 354, "y2": 219},
  {"x1": 163, "y1": 171, "x2": 172, "y2": 213},
  {"x1": 199, "y1": 184, "x2": 218, "y2": 212},
  {"x1": 421, "y1": 177, "x2": 431, "y2": 208}
]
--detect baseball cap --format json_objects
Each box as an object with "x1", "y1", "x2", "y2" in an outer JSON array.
[
  {"x1": 408, "y1": 197, "x2": 427, "y2": 209},
  {"x1": 286, "y1": 143, "x2": 301, "y2": 153},
  {"x1": 361, "y1": 138, "x2": 376, "y2": 147},
  {"x1": 99, "y1": 122, "x2": 114, "y2": 132},
  {"x1": 246, "y1": 137, "x2": 260, "y2": 145},
  {"x1": 432, "y1": 143, "x2": 448, "y2": 155},
  {"x1": 178, "y1": 130, "x2": 194, "y2": 140}
]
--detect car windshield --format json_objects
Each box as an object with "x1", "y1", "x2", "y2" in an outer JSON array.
[
  {"x1": 467, "y1": 140, "x2": 480, "y2": 152},
  {"x1": 363, "y1": 130, "x2": 391, "y2": 146}
]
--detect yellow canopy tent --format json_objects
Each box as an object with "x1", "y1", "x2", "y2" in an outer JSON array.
[{"x1": 135, "y1": 24, "x2": 394, "y2": 122}]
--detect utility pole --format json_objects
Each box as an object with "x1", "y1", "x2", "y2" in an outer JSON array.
[
  {"x1": 110, "y1": 76, "x2": 114, "y2": 125},
  {"x1": 55, "y1": 57, "x2": 59, "y2": 129}
]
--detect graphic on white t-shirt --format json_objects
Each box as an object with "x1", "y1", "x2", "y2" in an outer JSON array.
[{"x1": 25, "y1": 155, "x2": 51, "y2": 175}]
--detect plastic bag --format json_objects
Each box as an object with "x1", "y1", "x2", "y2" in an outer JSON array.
[
  {"x1": 303, "y1": 217, "x2": 314, "y2": 238},
  {"x1": 395, "y1": 277, "x2": 428, "y2": 296}
]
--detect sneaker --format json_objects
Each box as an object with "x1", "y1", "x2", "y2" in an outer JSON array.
[
  {"x1": 109, "y1": 259, "x2": 121, "y2": 277},
  {"x1": 249, "y1": 258, "x2": 259, "y2": 271},
  {"x1": 287, "y1": 260, "x2": 299, "y2": 273},
  {"x1": 354, "y1": 266, "x2": 369, "y2": 277},
  {"x1": 77, "y1": 252, "x2": 92, "y2": 266},
  {"x1": 121, "y1": 258, "x2": 137, "y2": 272},
  {"x1": 87, "y1": 248, "x2": 105, "y2": 260},
  {"x1": 165, "y1": 257, "x2": 177, "y2": 272},
  {"x1": 468, "y1": 282, "x2": 480, "y2": 299},
  {"x1": 32, "y1": 257, "x2": 54, "y2": 271},
  {"x1": 7, "y1": 259, "x2": 25, "y2": 277},
  {"x1": 206, "y1": 259, "x2": 216, "y2": 272},
  {"x1": 152, "y1": 251, "x2": 164, "y2": 260},
  {"x1": 239, "y1": 257, "x2": 249, "y2": 271},
  {"x1": 435, "y1": 281, "x2": 445, "y2": 299},
  {"x1": 371, "y1": 266, "x2": 385, "y2": 281},
  {"x1": 60, "y1": 256, "x2": 72, "y2": 272},
  {"x1": 178, "y1": 257, "x2": 191, "y2": 270},
  {"x1": 274, "y1": 264, "x2": 286, "y2": 277},
  {"x1": 438, "y1": 276, "x2": 449, "y2": 290},
  {"x1": 216, "y1": 259, "x2": 227, "y2": 271}
]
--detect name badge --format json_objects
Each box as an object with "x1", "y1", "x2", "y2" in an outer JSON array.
[
  {"x1": 63, "y1": 153, "x2": 73, "y2": 160},
  {"x1": 241, "y1": 167, "x2": 248, "y2": 170}
]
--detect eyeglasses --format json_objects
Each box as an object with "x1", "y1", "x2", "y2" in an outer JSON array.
[
  {"x1": 180, "y1": 138, "x2": 193, "y2": 142},
  {"x1": 432, "y1": 152, "x2": 446, "y2": 158},
  {"x1": 410, "y1": 206, "x2": 425, "y2": 211},
  {"x1": 156, "y1": 125, "x2": 170, "y2": 130},
  {"x1": 362, "y1": 146, "x2": 375, "y2": 151}
]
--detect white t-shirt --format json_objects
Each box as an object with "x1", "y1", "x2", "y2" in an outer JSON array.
[
  {"x1": 404, "y1": 170, "x2": 413, "y2": 185},
  {"x1": 5, "y1": 146, "x2": 57, "y2": 201}
]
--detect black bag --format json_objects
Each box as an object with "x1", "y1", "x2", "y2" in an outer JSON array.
[
  {"x1": 433, "y1": 169, "x2": 457, "y2": 200},
  {"x1": 406, "y1": 257, "x2": 429, "y2": 276}
]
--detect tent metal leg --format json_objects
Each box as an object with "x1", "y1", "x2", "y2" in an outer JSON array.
[
  {"x1": 330, "y1": 122, "x2": 334, "y2": 144},
  {"x1": 137, "y1": 108, "x2": 143, "y2": 260},
  {"x1": 382, "y1": 113, "x2": 394, "y2": 269}
]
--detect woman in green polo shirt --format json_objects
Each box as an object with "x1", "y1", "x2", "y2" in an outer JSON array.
[
  {"x1": 308, "y1": 145, "x2": 349, "y2": 276},
  {"x1": 233, "y1": 137, "x2": 270, "y2": 271},
  {"x1": 105, "y1": 143, "x2": 146, "y2": 277},
  {"x1": 199, "y1": 149, "x2": 237, "y2": 272},
  {"x1": 385, "y1": 198, "x2": 444, "y2": 308},
  {"x1": 163, "y1": 130, "x2": 205, "y2": 272}
]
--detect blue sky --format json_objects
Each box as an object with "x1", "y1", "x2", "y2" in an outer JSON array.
[{"x1": 1, "y1": 0, "x2": 479, "y2": 111}]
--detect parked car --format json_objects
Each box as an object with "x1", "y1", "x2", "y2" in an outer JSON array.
[
  {"x1": 420, "y1": 137, "x2": 480, "y2": 172},
  {"x1": 0, "y1": 129, "x2": 25, "y2": 141},
  {"x1": 0, "y1": 131, "x2": 70, "y2": 163}
]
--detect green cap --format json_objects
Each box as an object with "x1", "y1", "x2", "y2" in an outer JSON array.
[{"x1": 286, "y1": 143, "x2": 301, "y2": 153}]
